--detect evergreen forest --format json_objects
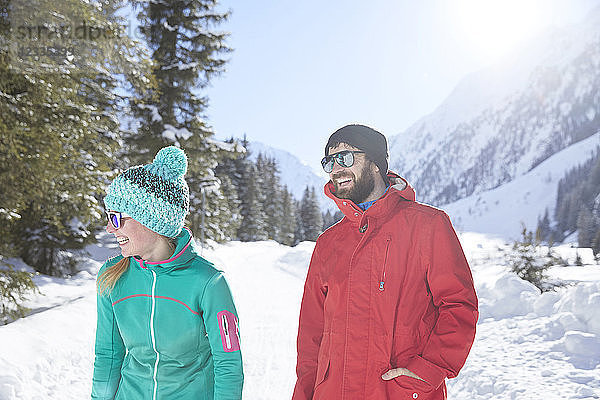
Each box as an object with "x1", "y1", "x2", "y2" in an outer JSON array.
[{"x1": 0, "y1": 0, "x2": 327, "y2": 287}]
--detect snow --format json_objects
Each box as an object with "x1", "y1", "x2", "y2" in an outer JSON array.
[
  {"x1": 0, "y1": 209, "x2": 21, "y2": 220},
  {"x1": 206, "y1": 137, "x2": 245, "y2": 153},
  {"x1": 1, "y1": 232, "x2": 599, "y2": 399},
  {"x1": 162, "y1": 123, "x2": 193, "y2": 141},
  {"x1": 137, "y1": 104, "x2": 162, "y2": 123},
  {"x1": 162, "y1": 21, "x2": 177, "y2": 32},
  {"x1": 387, "y1": 3, "x2": 600, "y2": 206},
  {"x1": 444, "y1": 132, "x2": 600, "y2": 240},
  {"x1": 162, "y1": 62, "x2": 199, "y2": 71}
]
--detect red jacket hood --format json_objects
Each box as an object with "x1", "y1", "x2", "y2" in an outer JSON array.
[{"x1": 324, "y1": 171, "x2": 416, "y2": 223}]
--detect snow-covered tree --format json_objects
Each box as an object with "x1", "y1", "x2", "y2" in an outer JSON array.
[
  {"x1": 293, "y1": 199, "x2": 305, "y2": 245},
  {"x1": 300, "y1": 187, "x2": 323, "y2": 242},
  {"x1": 577, "y1": 207, "x2": 597, "y2": 248},
  {"x1": 0, "y1": 0, "x2": 147, "y2": 276},
  {"x1": 509, "y1": 226, "x2": 564, "y2": 292},
  {"x1": 256, "y1": 154, "x2": 285, "y2": 241},
  {"x1": 279, "y1": 187, "x2": 297, "y2": 246},
  {"x1": 130, "y1": 0, "x2": 236, "y2": 240},
  {"x1": 238, "y1": 163, "x2": 268, "y2": 242}
]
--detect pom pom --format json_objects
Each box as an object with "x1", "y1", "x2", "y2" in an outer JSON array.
[{"x1": 150, "y1": 146, "x2": 188, "y2": 180}]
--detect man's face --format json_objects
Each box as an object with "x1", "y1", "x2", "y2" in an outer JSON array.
[{"x1": 327, "y1": 143, "x2": 377, "y2": 204}]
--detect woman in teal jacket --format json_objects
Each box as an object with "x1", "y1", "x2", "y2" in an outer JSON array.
[{"x1": 91, "y1": 146, "x2": 243, "y2": 399}]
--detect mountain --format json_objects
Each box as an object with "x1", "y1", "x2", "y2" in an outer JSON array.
[
  {"x1": 443, "y1": 132, "x2": 600, "y2": 240},
  {"x1": 245, "y1": 141, "x2": 332, "y2": 210},
  {"x1": 389, "y1": 5, "x2": 600, "y2": 209}
]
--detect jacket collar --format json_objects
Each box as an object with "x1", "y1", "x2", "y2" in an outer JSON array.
[
  {"x1": 133, "y1": 226, "x2": 198, "y2": 273},
  {"x1": 324, "y1": 171, "x2": 416, "y2": 224}
]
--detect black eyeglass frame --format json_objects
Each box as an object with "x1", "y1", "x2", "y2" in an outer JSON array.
[{"x1": 321, "y1": 150, "x2": 365, "y2": 173}]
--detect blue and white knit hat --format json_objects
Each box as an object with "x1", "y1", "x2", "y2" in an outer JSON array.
[{"x1": 104, "y1": 146, "x2": 190, "y2": 237}]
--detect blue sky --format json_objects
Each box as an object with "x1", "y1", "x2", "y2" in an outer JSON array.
[{"x1": 204, "y1": 0, "x2": 598, "y2": 172}]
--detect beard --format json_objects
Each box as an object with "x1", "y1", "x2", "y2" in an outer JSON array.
[{"x1": 332, "y1": 164, "x2": 375, "y2": 204}]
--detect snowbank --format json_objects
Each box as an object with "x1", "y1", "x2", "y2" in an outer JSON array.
[{"x1": 1, "y1": 233, "x2": 599, "y2": 399}]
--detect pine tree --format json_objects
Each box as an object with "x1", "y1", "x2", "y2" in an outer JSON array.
[
  {"x1": 279, "y1": 187, "x2": 297, "y2": 246},
  {"x1": 226, "y1": 135, "x2": 251, "y2": 194},
  {"x1": 321, "y1": 209, "x2": 344, "y2": 230},
  {"x1": 536, "y1": 208, "x2": 551, "y2": 243},
  {"x1": 213, "y1": 138, "x2": 246, "y2": 241},
  {"x1": 510, "y1": 226, "x2": 560, "y2": 292},
  {"x1": 322, "y1": 210, "x2": 334, "y2": 231},
  {"x1": 131, "y1": 0, "x2": 235, "y2": 241},
  {"x1": 293, "y1": 199, "x2": 305, "y2": 245},
  {"x1": 591, "y1": 229, "x2": 600, "y2": 257},
  {"x1": 1, "y1": 0, "x2": 147, "y2": 276},
  {"x1": 0, "y1": 260, "x2": 38, "y2": 324},
  {"x1": 300, "y1": 187, "x2": 324, "y2": 242},
  {"x1": 255, "y1": 154, "x2": 285, "y2": 241},
  {"x1": 215, "y1": 137, "x2": 248, "y2": 193},
  {"x1": 553, "y1": 148, "x2": 600, "y2": 241},
  {"x1": 237, "y1": 163, "x2": 268, "y2": 242},
  {"x1": 577, "y1": 207, "x2": 597, "y2": 248}
]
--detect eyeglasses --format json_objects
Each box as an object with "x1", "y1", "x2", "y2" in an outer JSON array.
[
  {"x1": 321, "y1": 150, "x2": 365, "y2": 173},
  {"x1": 106, "y1": 211, "x2": 132, "y2": 229}
]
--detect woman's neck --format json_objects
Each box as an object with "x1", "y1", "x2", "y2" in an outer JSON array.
[{"x1": 143, "y1": 239, "x2": 174, "y2": 262}]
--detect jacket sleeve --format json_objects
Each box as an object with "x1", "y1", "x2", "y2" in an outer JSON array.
[
  {"x1": 91, "y1": 277, "x2": 125, "y2": 399},
  {"x1": 404, "y1": 212, "x2": 478, "y2": 391},
  {"x1": 292, "y1": 245, "x2": 326, "y2": 400},
  {"x1": 201, "y1": 272, "x2": 244, "y2": 400}
]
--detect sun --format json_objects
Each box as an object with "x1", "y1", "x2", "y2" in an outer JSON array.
[{"x1": 452, "y1": 0, "x2": 551, "y2": 63}]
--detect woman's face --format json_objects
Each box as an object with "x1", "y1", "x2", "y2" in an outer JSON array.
[{"x1": 106, "y1": 213, "x2": 165, "y2": 261}]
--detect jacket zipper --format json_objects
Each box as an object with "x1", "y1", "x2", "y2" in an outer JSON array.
[
  {"x1": 222, "y1": 314, "x2": 232, "y2": 350},
  {"x1": 150, "y1": 270, "x2": 159, "y2": 400},
  {"x1": 379, "y1": 238, "x2": 391, "y2": 291}
]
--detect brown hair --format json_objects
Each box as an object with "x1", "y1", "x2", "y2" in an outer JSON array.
[{"x1": 97, "y1": 237, "x2": 176, "y2": 296}]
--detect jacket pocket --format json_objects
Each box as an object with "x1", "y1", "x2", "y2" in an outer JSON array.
[
  {"x1": 378, "y1": 237, "x2": 392, "y2": 292},
  {"x1": 314, "y1": 332, "x2": 331, "y2": 389},
  {"x1": 386, "y1": 375, "x2": 437, "y2": 399}
]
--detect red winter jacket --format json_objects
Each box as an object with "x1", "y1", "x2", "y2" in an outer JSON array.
[{"x1": 292, "y1": 173, "x2": 478, "y2": 400}]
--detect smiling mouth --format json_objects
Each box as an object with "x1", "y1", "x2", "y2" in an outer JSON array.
[
  {"x1": 117, "y1": 237, "x2": 129, "y2": 245},
  {"x1": 336, "y1": 178, "x2": 352, "y2": 187}
]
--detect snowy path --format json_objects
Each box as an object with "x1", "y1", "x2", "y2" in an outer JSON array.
[
  {"x1": 1, "y1": 235, "x2": 600, "y2": 399},
  {"x1": 207, "y1": 241, "x2": 309, "y2": 399}
]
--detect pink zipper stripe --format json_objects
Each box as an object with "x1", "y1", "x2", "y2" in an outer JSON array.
[
  {"x1": 145, "y1": 227, "x2": 192, "y2": 265},
  {"x1": 112, "y1": 294, "x2": 199, "y2": 315}
]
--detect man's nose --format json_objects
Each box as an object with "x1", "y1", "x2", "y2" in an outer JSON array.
[{"x1": 330, "y1": 158, "x2": 345, "y2": 173}]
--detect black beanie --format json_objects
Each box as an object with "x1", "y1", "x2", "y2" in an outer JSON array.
[{"x1": 325, "y1": 124, "x2": 389, "y2": 182}]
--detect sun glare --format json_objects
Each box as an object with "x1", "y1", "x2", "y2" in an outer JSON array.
[{"x1": 453, "y1": 0, "x2": 551, "y2": 63}]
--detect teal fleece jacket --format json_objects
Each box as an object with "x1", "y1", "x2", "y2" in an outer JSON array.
[{"x1": 91, "y1": 227, "x2": 243, "y2": 399}]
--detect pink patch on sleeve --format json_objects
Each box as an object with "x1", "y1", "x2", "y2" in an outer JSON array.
[{"x1": 217, "y1": 310, "x2": 240, "y2": 352}]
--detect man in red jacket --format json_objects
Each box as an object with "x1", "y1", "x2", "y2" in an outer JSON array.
[{"x1": 292, "y1": 124, "x2": 478, "y2": 400}]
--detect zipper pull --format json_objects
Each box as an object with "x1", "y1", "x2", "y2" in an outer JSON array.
[
  {"x1": 379, "y1": 281, "x2": 385, "y2": 291},
  {"x1": 222, "y1": 314, "x2": 232, "y2": 349}
]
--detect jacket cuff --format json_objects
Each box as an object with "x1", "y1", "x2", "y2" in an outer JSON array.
[{"x1": 405, "y1": 355, "x2": 447, "y2": 390}]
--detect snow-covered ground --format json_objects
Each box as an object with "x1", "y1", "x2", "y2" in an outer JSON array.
[
  {"x1": 443, "y1": 132, "x2": 600, "y2": 240},
  {"x1": 1, "y1": 233, "x2": 599, "y2": 399}
]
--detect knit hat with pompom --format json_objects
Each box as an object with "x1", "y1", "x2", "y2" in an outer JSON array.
[{"x1": 104, "y1": 146, "x2": 190, "y2": 237}]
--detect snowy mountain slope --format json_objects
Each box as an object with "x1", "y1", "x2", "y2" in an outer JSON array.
[
  {"x1": 1, "y1": 236, "x2": 600, "y2": 399},
  {"x1": 246, "y1": 141, "x2": 332, "y2": 210},
  {"x1": 443, "y1": 132, "x2": 600, "y2": 239},
  {"x1": 389, "y1": 5, "x2": 600, "y2": 207}
]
